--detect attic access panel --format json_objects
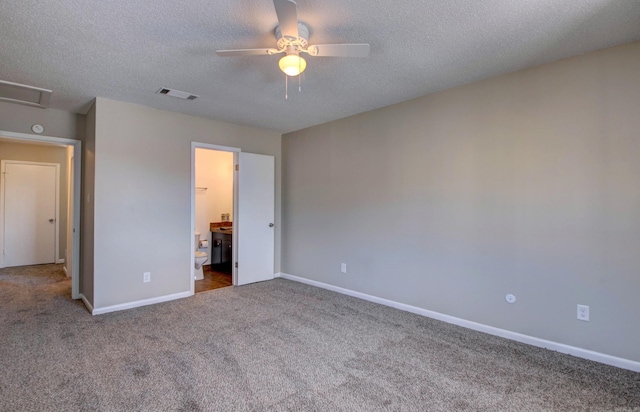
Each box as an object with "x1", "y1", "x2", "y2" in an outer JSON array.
[{"x1": 0, "y1": 80, "x2": 52, "y2": 108}]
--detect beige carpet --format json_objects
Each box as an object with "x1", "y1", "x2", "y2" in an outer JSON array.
[{"x1": 1, "y1": 264, "x2": 638, "y2": 411}]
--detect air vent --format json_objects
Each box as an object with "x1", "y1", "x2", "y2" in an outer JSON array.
[
  {"x1": 156, "y1": 87, "x2": 199, "y2": 100},
  {"x1": 0, "y1": 80, "x2": 52, "y2": 108}
]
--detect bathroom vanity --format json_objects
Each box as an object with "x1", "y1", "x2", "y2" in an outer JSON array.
[{"x1": 210, "y1": 228, "x2": 232, "y2": 266}]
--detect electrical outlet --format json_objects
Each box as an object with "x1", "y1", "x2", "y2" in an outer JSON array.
[
  {"x1": 143, "y1": 272, "x2": 151, "y2": 283},
  {"x1": 341, "y1": 263, "x2": 347, "y2": 274},
  {"x1": 577, "y1": 304, "x2": 589, "y2": 321}
]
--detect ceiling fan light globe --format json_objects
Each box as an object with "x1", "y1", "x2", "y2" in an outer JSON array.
[{"x1": 279, "y1": 54, "x2": 307, "y2": 76}]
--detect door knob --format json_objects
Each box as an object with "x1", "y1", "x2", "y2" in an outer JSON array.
[
  {"x1": 269, "y1": 223, "x2": 274, "y2": 227},
  {"x1": 49, "y1": 219, "x2": 54, "y2": 223}
]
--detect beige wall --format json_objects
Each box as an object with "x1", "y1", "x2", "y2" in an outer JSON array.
[
  {"x1": 0, "y1": 141, "x2": 69, "y2": 262},
  {"x1": 81, "y1": 102, "x2": 96, "y2": 304},
  {"x1": 90, "y1": 98, "x2": 281, "y2": 309},
  {"x1": 0, "y1": 100, "x2": 83, "y2": 140},
  {"x1": 282, "y1": 41, "x2": 640, "y2": 362}
]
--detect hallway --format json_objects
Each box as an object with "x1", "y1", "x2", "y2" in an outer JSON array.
[{"x1": 0, "y1": 263, "x2": 72, "y2": 304}]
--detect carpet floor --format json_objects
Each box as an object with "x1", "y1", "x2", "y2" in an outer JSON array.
[{"x1": 1, "y1": 264, "x2": 639, "y2": 411}]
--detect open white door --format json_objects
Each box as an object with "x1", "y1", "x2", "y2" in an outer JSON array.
[{"x1": 236, "y1": 152, "x2": 275, "y2": 286}]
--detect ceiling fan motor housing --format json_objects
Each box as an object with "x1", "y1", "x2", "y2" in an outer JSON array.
[{"x1": 276, "y1": 22, "x2": 309, "y2": 52}]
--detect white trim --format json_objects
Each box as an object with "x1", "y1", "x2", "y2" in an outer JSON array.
[
  {"x1": 80, "y1": 293, "x2": 94, "y2": 314},
  {"x1": 62, "y1": 265, "x2": 68, "y2": 276},
  {"x1": 0, "y1": 130, "x2": 82, "y2": 300},
  {"x1": 0, "y1": 130, "x2": 78, "y2": 146},
  {"x1": 70, "y1": 141, "x2": 81, "y2": 300},
  {"x1": 0, "y1": 160, "x2": 60, "y2": 268},
  {"x1": 0, "y1": 161, "x2": 4, "y2": 267},
  {"x1": 190, "y1": 144, "x2": 195, "y2": 295},
  {"x1": 193, "y1": 143, "x2": 241, "y2": 153},
  {"x1": 278, "y1": 273, "x2": 640, "y2": 372},
  {"x1": 91, "y1": 291, "x2": 193, "y2": 315},
  {"x1": 57, "y1": 258, "x2": 65, "y2": 264}
]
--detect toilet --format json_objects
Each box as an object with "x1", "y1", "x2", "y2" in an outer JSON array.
[{"x1": 194, "y1": 231, "x2": 209, "y2": 280}]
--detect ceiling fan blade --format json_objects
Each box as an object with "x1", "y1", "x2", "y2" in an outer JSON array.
[
  {"x1": 273, "y1": 0, "x2": 299, "y2": 39},
  {"x1": 216, "y1": 48, "x2": 279, "y2": 57},
  {"x1": 307, "y1": 43, "x2": 370, "y2": 57}
]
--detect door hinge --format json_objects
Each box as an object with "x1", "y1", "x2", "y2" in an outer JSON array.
[
  {"x1": 235, "y1": 262, "x2": 238, "y2": 268},
  {"x1": 235, "y1": 164, "x2": 239, "y2": 171}
]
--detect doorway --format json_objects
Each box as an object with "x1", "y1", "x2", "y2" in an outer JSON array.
[
  {"x1": 1, "y1": 161, "x2": 59, "y2": 267},
  {"x1": 190, "y1": 143, "x2": 276, "y2": 294},
  {"x1": 194, "y1": 147, "x2": 235, "y2": 293},
  {"x1": 0, "y1": 130, "x2": 82, "y2": 299}
]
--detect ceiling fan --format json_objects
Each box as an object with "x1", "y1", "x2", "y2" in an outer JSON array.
[{"x1": 215, "y1": 0, "x2": 370, "y2": 78}]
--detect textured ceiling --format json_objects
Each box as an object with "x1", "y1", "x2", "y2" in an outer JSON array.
[{"x1": 1, "y1": 0, "x2": 640, "y2": 134}]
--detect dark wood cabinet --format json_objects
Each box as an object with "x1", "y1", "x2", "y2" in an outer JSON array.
[{"x1": 211, "y1": 231, "x2": 232, "y2": 265}]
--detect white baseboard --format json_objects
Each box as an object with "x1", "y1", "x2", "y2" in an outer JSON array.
[
  {"x1": 278, "y1": 273, "x2": 640, "y2": 373},
  {"x1": 91, "y1": 291, "x2": 193, "y2": 315},
  {"x1": 80, "y1": 293, "x2": 94, "y2": 314},
  {"x1": 56, "y1": 258, "x2": 65, "y2": 264},
  {"x1": 62, "y1": 266, "x2": 68, "y2": 276}
]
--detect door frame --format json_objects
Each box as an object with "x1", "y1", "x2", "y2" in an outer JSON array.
[
  {"x1": 0, "y1": 130, "x2": 82, "y2": 299},
  {"x1": 1, "y1": 160, "x2": 60, "y2": 267},
  {"x1": 190, "y1": 142, "x2": 240, "y2": 294}
]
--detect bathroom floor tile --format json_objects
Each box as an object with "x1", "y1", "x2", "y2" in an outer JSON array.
[{"x1": 195, "y1": 265, "x2": 232, "y2": 293}]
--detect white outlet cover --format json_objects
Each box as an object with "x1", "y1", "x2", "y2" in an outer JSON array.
[
  {"x1": 505, "y1": 294, "x2": 516, "y2": 304},
  {"x1": 577, "y1": 304, "x2": 589, "y2": 321}
]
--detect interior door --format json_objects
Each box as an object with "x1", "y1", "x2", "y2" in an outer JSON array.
[
  {"x1": 3, "y1": 162, "x2": 57, "y2": 267},
  {"x1": 237, "y1": 152, "x2": 275, "y2": 285}
]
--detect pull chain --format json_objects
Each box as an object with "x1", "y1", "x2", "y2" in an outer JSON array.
[
  {"x1": 285, "y1": 74, "x2": 301, "y2": 99},
  {"x1": 299, "y1": 58, "x2": 302, "y2": 92}
]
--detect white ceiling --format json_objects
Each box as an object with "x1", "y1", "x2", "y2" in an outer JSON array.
[{"x1": 1, "y1": 0, "x2": 639, "y2": 134}]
